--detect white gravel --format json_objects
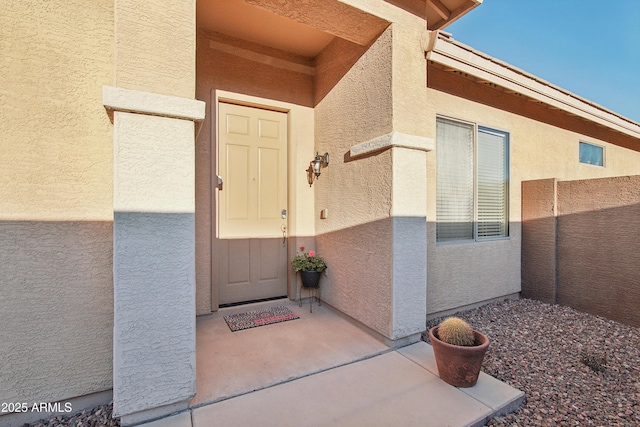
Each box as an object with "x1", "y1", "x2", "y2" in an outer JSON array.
[{"x1": 424, "y1": 298, "x2": 640, "y2": 426}]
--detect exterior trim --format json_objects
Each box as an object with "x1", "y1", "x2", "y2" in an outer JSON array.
[
  {"x1": 350, "y1": 131, "x2": 434, "y2": 158},
  {"x1": 102, "y1": 85, "x2": 206, "y2": 122},
  {"x1": 426, "y1": 32, "x2": 640, "y2": 139}
]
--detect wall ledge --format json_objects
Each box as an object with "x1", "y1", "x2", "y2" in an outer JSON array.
[
  {"x1": 102, "y1": 86, "x2": 206, "y2": 122},
  {"x1": 350, "y1": 132, "x2": 434, "y2": 158}
]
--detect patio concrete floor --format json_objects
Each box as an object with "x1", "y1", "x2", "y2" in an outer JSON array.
[{"x1": 140, "y1": 298, "x2": 524, "y2": 427}]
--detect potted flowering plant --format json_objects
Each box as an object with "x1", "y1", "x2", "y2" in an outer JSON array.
[{"x1": 291, "y1": 246, "x2": 327, "y2": 288}]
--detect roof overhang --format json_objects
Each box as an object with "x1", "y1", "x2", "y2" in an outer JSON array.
[
  {"x1": 426, "y1": 0, "x2": 483, "y2": 30},
  {"x1": 381, "y1": 0, "x2": 482, "y2": 30},
  {"x1": 425, "y1": 31, "x2": 640, "y2": 140}
]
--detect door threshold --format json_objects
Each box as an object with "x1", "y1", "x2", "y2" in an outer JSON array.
[{"x1": 219, "y1": 296, "x2": 288, "y2": 309}]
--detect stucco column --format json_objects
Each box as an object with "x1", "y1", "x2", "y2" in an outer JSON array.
[
  {"x1": 103, "y1": 87, "x2": 205, "y2": 425},
  {"x1": 314, "y1": 20, "x2": 431, "y2": 346},
  {"x1": 349, "y1": 133, "x2": 433, "y2": 343},
  {"x1": 108, "y1": 1, "x2": 201, "y2": 423}
]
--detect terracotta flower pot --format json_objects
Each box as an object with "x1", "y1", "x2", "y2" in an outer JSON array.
[
  {"x1": 429, "y1": 326, "x2": 490, "y2": 388},
  {"x1": 299, "y1": 270, "x2": 322, "y2": 288}
]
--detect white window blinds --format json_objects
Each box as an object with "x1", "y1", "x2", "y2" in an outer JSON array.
[
  {"x1": 436, "y1": 118, "x2": 509, "y2": 242},
  {"x1": 436, "y1": 118, "x2": 474, "y2": 241},
  {"x1": 477, "y1": 127, "x2": 509, "y2": 239}
]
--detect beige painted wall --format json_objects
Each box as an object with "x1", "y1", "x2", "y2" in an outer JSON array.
[
  {"x1": 195, "y1": 30, "x2": 316, "y2": 313},
  {"x1": 115, "y1": 0, "x2": 196, "y2": 99},
  {"x1": 0, "y1": 1, "x2": 114, "y2": 221},
  {"x1": 426, "y1": 88, "x2": 640, "y2": 314},
  {"x1": 0, "y1": 0, "x2": 115, "y2": 411}
]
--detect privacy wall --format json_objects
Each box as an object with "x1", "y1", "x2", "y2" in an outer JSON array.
[{"x1": 522, "y1": 176, "x2": 640, "y2": 327}]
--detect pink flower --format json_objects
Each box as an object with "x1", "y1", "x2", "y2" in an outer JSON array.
[
  {"x1": 299, "y1": 246, "x2": 305, "y2": 251},
  {"x1": 308, "y1": 250, "x2": 316, "y2": 257}
]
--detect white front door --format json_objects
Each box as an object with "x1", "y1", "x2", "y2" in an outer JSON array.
[{"x1": 216, "y1": 102, "x2": 288, "y2": 305}]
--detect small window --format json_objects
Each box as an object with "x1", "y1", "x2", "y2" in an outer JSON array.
[{"x1": 579, "y1": 142, "x2": 604, "y2": 166}]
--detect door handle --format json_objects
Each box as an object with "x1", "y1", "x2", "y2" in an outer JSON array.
[
  {"x1": 216, "y1": 175, "x2": 223, "y2": 191},
  {"x1": 281, "y1": 224, "x2": 287, "y2": 247}
]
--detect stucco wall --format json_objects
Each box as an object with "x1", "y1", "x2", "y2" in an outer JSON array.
[
  {"x1": 111, "y1": 109, "x2": 197, "y2": 422},
  {"x1": 314, "y1": 27, "x2": 395, "y2": 337},
  {"x1": 426, "y1": 88, "x2": 640, "y2": 315},
  {"x1": 313, "y1": 3, "x2": 430, "y2": 341},
  {"x1": 0, "y1": 0, "x2": 115, "y2": 412},
  {"x1": 556, "y1": 176, "x2": 640, "y2": 327},
  {"x1": 195, "y1": 31, "x2": 316, "y2": 313},
  {"x1": 521, "y1": 179, "x2": 558, "y2": 303},
  {"x1": 115, "y1": 0, "x2": 195, "y2": 98},
  {"x1": 522, "y1": 176, "x2": 640, "y2": 327}
]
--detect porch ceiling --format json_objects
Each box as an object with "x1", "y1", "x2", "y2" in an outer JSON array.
[
  {"x1": 197, "y1": 0, "x2": 387, "y2": 58},
  {"x1": 196, "y1": 0, "x2": 480, "y2": 57}
]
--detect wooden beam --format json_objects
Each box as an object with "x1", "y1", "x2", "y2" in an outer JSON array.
[{"x1": 428, "y1": 0, "x2": 451, "y2": 21}]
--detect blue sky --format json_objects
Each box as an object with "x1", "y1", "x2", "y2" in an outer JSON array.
[{"x1": 445, "y1": 0, "x2": 640, "y2": 123}]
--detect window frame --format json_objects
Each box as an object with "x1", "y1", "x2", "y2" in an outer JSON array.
[
  {"x1": 436, "y1": 115, "x2": 510, "y2": 244},
  {"x1": 579, "y1": 141, "x2": 605, "y2": 167}
]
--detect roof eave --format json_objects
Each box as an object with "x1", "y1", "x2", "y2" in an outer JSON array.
[
  {"x1": 428, "y1": 0, "x2": 483, "y2": 31},
  {"x1": 425, "y1": 31, "x2": 640, "y2": 140}
]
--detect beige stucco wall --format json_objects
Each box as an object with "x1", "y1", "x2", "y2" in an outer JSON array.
[
  {"x1": 115, "y1": 0, "x2": 196, "y2": 98},
  {"x1": 0, "y1": 1, "x2": 114, "y2": 220},
  {"x1": 426, "y1": 88, "x2": 640, "y2": 315},
  {"x1": 0, "y1": 0, "x2": 115, "y2": 412},
  {"x1": 195, "y1": 31, "x2": 316, "y2": 313}
]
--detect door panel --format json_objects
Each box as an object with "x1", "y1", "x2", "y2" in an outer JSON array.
[{"x1": 216, "y1": 102, "x2": 288, "y2": 305}]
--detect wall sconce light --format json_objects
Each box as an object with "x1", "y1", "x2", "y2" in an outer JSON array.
[{"x1": 307, "y1": 152, "x2": 329, "y2": 186}]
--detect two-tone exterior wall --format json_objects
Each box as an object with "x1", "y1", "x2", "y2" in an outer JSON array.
[
  {"x1": 109, "y1": 1, "x2": 202, "y2": 424},
  {"x1": 0, "y1": 3, "x2": 115, "y2": 424},
  {"x1": 315, "y1": 2, "x2": 432, "y2": 344},
  {"x1": 425, "y1": 85, "x2": 640, "y2": 316},
  {"x1": 2, "y1": 1, "x2": 203, "y2": 425}
]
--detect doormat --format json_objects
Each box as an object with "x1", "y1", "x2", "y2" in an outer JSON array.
[{"x1": 223, "y1": 305, "x2": 300, "y2": 332}]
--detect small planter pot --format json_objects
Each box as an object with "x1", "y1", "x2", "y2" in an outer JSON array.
[
  {"x1": 429, "y1": 326, "x2": 490, "y2": 388},
  {"x1": 299, "y1": 270, "x2": 322, "y2": 288}
]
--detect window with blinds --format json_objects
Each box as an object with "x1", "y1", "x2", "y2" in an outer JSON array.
[{"x1": 436, "y1": 117, "x2": 509, "y2": 242}]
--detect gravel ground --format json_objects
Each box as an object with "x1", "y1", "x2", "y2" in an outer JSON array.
[
  {"x1": 424, "y1": 298, "x2": 640, "y2": 426},
  {"x1": 28, "y1": 403, "x2": 119, "y2": 427}
]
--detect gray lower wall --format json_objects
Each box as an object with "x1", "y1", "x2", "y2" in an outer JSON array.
[
  {"x1": 427, "y1": 222, "x2": 521, "y2": 315},
  {"x1": 316, "y1": 218, "x2": 394, "y2": 339},
  {"x1": 113, "y1": 212, "x2": 196, "y2": 417},
  {"x1": 315, "y1": 216, "x2": 427, "y2": 342},
  {"x1": 0, "y1": 221, "x2": 113, "y2": 406},
  {"x1": 391, "y1": 216, "x2": 427, "y2": 340},
  {"x1": 522, "y1": 176, "x2": 640, "y2": 327}
]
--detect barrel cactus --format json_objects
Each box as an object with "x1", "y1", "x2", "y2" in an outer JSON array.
[{"x1": 437, "y1": 317, "x2": 475, "y2": 346}]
